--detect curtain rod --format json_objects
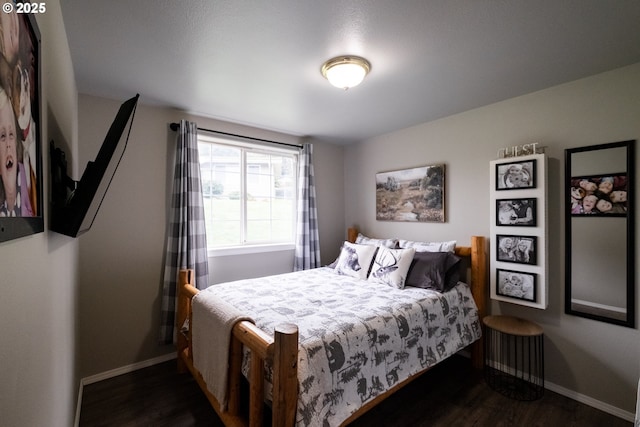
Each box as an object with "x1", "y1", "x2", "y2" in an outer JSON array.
[{"x1": 169, "y1": 122, "x2": 302, "y2": 149}]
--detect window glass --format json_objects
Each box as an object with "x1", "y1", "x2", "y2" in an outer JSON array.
[{"x1": 198, "y1": 138, "x2": 297, "y2": 248}]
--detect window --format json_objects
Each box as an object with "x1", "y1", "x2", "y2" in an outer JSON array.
[{"x1": 198, "y1": 134, "x2": 298, "y2": 252}]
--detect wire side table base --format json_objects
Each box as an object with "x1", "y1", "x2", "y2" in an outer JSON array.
[{"x1": 483, "y1": 315, "x2": 544, "y2": 401}]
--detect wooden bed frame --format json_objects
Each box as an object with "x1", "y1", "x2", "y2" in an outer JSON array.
[{"x1": 176, "y1": 228, "x2": 487, "y2": 427}]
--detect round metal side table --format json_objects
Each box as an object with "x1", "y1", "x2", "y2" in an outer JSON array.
[{"x1": 483, "y1": 315, "x2": 544, "y2": 401}]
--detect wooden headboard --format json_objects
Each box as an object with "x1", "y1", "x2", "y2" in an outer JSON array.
[{"x1": 346, "y1": 227, "x2": 487, "y2": 367}]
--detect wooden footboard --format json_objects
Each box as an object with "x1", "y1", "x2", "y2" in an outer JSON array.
[
  {"x1": 177, "y1": 228, "x2": 487, "y2": 427},
  {"x1": 177, "y1": 269, "x2": 298, "y2": 427}
]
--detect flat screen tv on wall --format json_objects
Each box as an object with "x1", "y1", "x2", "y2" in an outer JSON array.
[{"x1": 50, "y1": 94, "x2": 139, "y2": 237}]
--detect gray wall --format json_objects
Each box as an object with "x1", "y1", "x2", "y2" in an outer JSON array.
[
  {"x1": 0, "y1": 1, "x2": 80, "y2": 426},
  {"x1": 344, "y1": 63, "x2": 640, "y2": 415},
  {"x1": 76, "y1": 95, "x2": 345, "y2": 378}
]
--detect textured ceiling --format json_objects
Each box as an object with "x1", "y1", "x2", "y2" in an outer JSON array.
[{"x1": 60, "y1": 0, "x2": 640, "y2": 144}]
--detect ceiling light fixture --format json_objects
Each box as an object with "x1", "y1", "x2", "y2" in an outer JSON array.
[{"x1": 321, "y1": 55, "x2": 371, "y2": 90}]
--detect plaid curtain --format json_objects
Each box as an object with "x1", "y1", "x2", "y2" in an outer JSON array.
[
  {"x1": 159, "y1": 120, "x2": 210, "y2": 344},
  {"x1": 294, "y1": 143, "x2": 321, "y2": 270}
]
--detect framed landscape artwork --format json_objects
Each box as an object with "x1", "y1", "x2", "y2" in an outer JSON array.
[{"x1": 376, "y1": 164, "x2": 445, "y2": 222}]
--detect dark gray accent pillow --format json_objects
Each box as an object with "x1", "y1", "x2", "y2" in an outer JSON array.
[{"x1": 405, "y1": 251, "x2": 461, "y2": 292}]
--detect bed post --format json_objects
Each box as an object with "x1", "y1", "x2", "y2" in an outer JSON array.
[
  {"x1": 470, "y1": 236, "x2": 487, "y2": 369},
  {"x1": 271, "y1": 323, "x2": 299, "y2": 427},
  {"x1": 347, "y1": 227, "x2": 358, "y2": 243},
  {"x1": 176, "y1": 269, "x2": 193, "y2": 373}
]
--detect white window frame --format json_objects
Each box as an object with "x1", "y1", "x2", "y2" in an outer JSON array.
[{"x1": 198, "y1": 133, "x2": 298, "y2": 257}]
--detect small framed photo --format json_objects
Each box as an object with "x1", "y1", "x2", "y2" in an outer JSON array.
[
  {"x1": 570, "y1": 173, "x2": 628, "y2": 217},
  {"x1": 496, "y1": 198, "x2": 536, "y2": 226},
  {"x1": 496, "y1": 235, "x2": 537, "y2": 265},
  {"x1": 495, "y1": 159, "x2": 536, "y2": 190},
  {"x1": 496, "y1": 269, "x2": 536, "y2": 302}
]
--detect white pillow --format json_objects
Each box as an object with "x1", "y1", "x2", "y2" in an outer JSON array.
[
  {"x1": 355, "y1": 233, "x2": 398, "y2": 249},
  {"x1": 398, "y1": 239, "x2": 456, "y2": 253},
  {"x1": 368, "y1": 247, "x2": 416, "y2": 289},
  {"x1": 334, "y1": 241, "x2": 378, "y2": 280}
]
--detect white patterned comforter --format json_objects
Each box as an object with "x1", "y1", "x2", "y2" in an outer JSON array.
[{"x1": 194, "y1": 267, "x2": 481, "y2": 427}]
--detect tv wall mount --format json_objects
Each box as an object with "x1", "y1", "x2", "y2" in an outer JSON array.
[{"x1": 50, "y1": 94, "x2": 139, "y2": 237}]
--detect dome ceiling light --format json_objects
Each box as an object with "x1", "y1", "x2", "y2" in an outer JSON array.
[{"x1": 321, "y1": 55, "x2": 371, "y2": 90}]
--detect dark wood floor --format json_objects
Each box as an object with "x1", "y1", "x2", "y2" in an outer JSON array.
[{"x1": 79, "y1": 355, "x2": 632, "y2": 427}]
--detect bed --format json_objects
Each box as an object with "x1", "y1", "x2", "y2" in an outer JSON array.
[{"x1": 176, "y1": 228, "x2": 487, "y2": 427}]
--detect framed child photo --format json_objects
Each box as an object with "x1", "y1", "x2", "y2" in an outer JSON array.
[
  {"x1": 495, "y1": 198, "x2": 536, "y2": 227},
  {"x1": 496, "y1": 234, "x2": 537, "y2": 265},
  {"x1": 0, "y1": 6, "x2": 43, "y2": 242},
  {"x1": 495, "y1": 159, "x2": 536, "y2": 190},
  {"x1": 496, "y1": 269, "x2": 536, "y2": 302},
  {"x1": 569, "y1": 173, "x2": 628, "y2": 217}
]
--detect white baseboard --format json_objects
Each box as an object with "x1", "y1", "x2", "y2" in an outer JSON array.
[
  {"x1": 544, "y1": 380, "x2": 634, "y2": 422},
  {"x1": 482, "y1": 353, "x2": 634, "y2": 422},
  {"x1": 82, "y1": 352, "x2": 177, "y2": 385},
  {"x1": 74, "y1": 381, "x2": 83, "y2": 427},
  {"x1": 74, "y1": 352, "x2": 177, "y2": 427}
]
